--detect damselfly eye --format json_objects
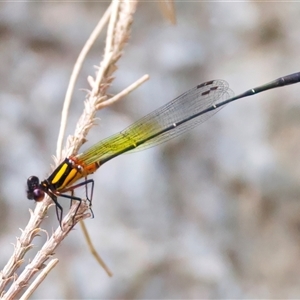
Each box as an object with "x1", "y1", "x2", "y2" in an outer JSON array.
[
  {"x1": 27, "y1": 176, "x2": 40, "y2": 190},
  {"x1": 27, "y1": 176, "x2": 41, "y2": 200},
  {"x1": 32, "y1": 189, "x2": 45, "y2": 202}
]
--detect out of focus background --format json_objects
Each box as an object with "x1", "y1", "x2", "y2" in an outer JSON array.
[{"x1": 0, "y1": 2, "x2": 300, "y2": 299}]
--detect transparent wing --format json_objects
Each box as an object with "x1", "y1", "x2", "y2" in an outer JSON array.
[{"x1": 77, "y1": 79, "x2": 233, "y2": 165}]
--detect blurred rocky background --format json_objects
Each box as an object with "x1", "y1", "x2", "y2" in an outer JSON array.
[{"x1": 0, "y1": 2, "x2": 300, "y2": 298}]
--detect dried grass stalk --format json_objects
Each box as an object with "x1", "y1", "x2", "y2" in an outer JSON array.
[{"x1": 0, "y1": 1, "x2": 151, "y2": 298}]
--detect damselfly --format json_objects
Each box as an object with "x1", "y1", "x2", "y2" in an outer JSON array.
[{"x1": 26, "y1": 72, "x2": 300, "y2": 225}]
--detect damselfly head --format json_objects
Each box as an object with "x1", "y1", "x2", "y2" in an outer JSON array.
[{"x1": 27, "y1": 176, "x2": 45, "y2": 202}]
